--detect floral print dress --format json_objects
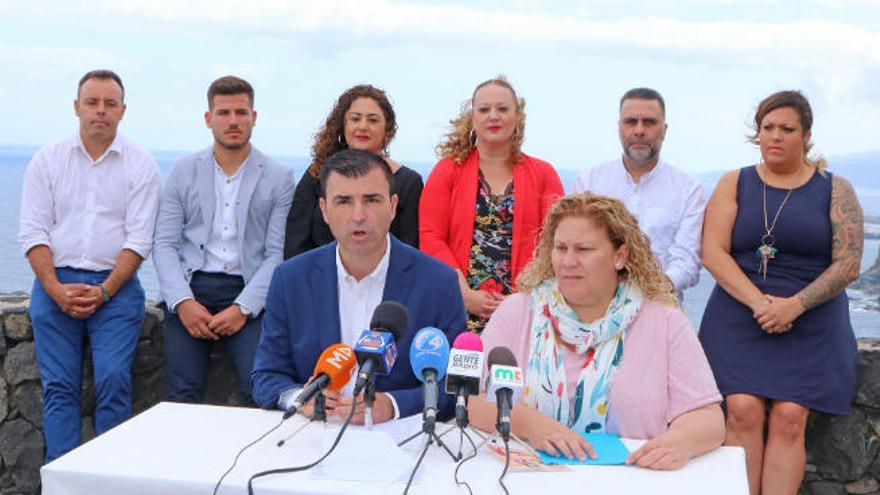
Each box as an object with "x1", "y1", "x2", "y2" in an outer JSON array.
[{"x1": 466, "y1": 171, "x2": 514, "y2": 333}]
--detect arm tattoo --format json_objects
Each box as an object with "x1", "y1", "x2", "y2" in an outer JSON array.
[{"x1": 797, "y1": 174, "x2": 864, "y2": 311}]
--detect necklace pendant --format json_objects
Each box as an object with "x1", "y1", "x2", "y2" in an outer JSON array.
[{"x1": 756, "y1": 244, "x2": 778, "y2": 279}]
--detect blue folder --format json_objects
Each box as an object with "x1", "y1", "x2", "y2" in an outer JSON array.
[{"x1": 538, "y1": 432, "x2": 631, "y2": 465}]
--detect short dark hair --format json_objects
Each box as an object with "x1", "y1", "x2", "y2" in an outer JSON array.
[
  {"x1": 319, "y1": 149, "x2": 393, "y2": 198},
  {"x1": 78, "y1": 70, "x2": 125, "y2": 101},
  {"x1": 619, "y1": 87, "x2": 665, "y2": 116},
  {"x1": 207, "y1": 76, "x2": 254, "y2": 109}
]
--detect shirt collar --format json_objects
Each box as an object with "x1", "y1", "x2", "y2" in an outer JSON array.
[
  {"x1": 618, "y1": 155, "x2": 666, "y2": 184},
  {"x1": 335, "y1": 234, "x2": 392, "y2": 285},
  {"x1": 75, "y1": 132, "x2": 124, "y2": 163},
  {"x1": 213, "y1": 153, "x2": 250, "y2": 180}
]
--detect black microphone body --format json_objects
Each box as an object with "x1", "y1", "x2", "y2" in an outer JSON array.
[
  {"x1": 421, "y1": 368, "x2": 439, "y2": 431},
  {"x1": 454, "y1": 383, "x2": 469, "y2": 428},
  {"x1": 283, "y1": 373, "x2": 331, "y2": 419},
  {"x1": 495, "y1": 387, "x2": 513, "y2": 441}
]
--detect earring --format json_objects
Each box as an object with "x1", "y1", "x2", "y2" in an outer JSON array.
[
  {"x1": 338, "y1": 134, "x2": 346, "y2": 147},
  {"x1": 469, "y1": 129, "x2": 477, "y2": 148}
]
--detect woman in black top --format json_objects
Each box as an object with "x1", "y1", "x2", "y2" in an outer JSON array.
[{"x1": 284, "y1": 85, "x2": 423, "y2": 259}]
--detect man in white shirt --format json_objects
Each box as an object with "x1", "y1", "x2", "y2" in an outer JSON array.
[
  {"x1": 152, "y1": 76, "x2": 293, "y2": 406},
  {"x1": 572, "y1": 88, "x2": 706, "y2": 296},
  {"x1": 19, "y1": 70, "x2": 161, "y2": 462},
  {"x1": 251, "y1": 149, "x2": 466, "y2": 423}
]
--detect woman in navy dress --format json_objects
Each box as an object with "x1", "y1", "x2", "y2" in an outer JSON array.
[{"x1": 699, "y1": 91, "x2": 863, "y2": 495}]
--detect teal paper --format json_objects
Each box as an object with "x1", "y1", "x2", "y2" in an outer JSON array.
[{"x1": 538, "y1": 432, "x2": 630, "y2": 465}]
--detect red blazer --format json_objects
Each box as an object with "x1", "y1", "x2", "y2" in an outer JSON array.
[{"x1": 419, "y1": 149, "x2": 564, "y2": 288}]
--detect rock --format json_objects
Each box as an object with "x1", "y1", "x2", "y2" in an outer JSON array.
[
  {"x1": 844, "y1": 477, "x2": 879, "y2": 494},
  {"x1": 3, "y1": 312, "x2": 32, "y2": 342},
  {"x1": 0, "y1": 418, "x2": 44, "y2": 493},
  {"x1": 10, "y1": 381, "x2": 42, "y2": 428},
  {"x1": 0, "y1": 320, "x2": 7, "y2": 357},
  {"x1": 808, "y1": 481, "x2": 846, "y2": 495},
  {"x1": 808, "y1": 409, "x2": 879, "y2": 481},
  {"x1": 0, "y1": 379, "x2": 7, "y2": 423},
  {"x1": 2, "y1": 343, "x2": 39, "y2": 386},
  {"x1": 856, "y1": 340, "x2": 880, "y2": 409},
  {"x1": 133, "y1": 341, "x2": 164, "y2": 375},
  {"x1": 139, "y1": 307, "x2": 160, "y2": 341}
]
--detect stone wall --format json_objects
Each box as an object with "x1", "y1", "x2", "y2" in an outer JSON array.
[
  {"x1": 1, "y1": 294, "x2": 880, "y2": 495},
  {"x1": 0, "y1": 293, "x2": 242, "y2": 495}
]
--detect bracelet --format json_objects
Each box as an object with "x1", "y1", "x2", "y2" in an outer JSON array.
[{"x1": 98, "y1": 284, "x2": 110, "y2": 303}]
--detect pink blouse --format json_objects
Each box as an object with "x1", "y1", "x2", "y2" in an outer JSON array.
[{"x1": 481, "y1": 293, "x2": 721, "y2": 439}]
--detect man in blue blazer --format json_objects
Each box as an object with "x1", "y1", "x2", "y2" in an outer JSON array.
[
  {"x1": 153, "y1": 76, "x2": 294, "y2": 404},
  {"x1": 252, "y1": 149, "x2": 466, "y2": 422}
]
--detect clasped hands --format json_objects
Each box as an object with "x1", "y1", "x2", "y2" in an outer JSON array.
[
  {"x1": 295, "y1": 387, "x2": 395, "y2": 425},
  {"x1": 177, "y1": 299, "x2": 247, "y2": 339},
  {"x1": 752, "y1": 294, "x2": 804, "y2": 334},
  {"x1": 50, "y1": 282, "x2": 105, "y2": 319}
]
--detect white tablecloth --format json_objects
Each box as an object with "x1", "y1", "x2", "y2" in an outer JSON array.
[{"x1": 41, "y1": 402, "x2": 748, "y2": 495}]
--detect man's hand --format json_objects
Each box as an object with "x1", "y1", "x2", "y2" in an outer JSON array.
[
  {"x1": 207, "y1": 305, "x2": 248, "y2": 337},
  {"x1": 177, "y1": 299, "x2": 217, "y2": 340},
  {"x1": 328, "y1": 391, "x2": 395, "y2": 424},
  {"x1": 48, "y1": 282, "x2": 98, "y2": 319}
]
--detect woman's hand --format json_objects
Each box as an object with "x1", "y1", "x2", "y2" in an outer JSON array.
[
  {"x1": 462, "y1": 287, "x2": 505, "y2": 318},
  {"x1": 627, "y1": 403, "x2": 725, "y2": 471},
  {"x1": 625, "y1": 433, "x2": 691, "y2": 470},
  {"x1": 518, "y1": 409, "x2": 595, "y2": 461},
  {"x1": 753, "y1": 295, "x2": 803, "y2": 333}
]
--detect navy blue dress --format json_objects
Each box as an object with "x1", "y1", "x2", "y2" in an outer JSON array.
[{"x1": 699, "y1": 165, "x2": 856, "y2": 415}]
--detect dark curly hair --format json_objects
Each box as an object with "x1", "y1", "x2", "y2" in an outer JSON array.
[{"x1": 308, "y1": 85, "x2": 397, "y2": 179}]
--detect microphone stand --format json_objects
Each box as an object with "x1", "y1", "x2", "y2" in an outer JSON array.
[
  {"x1": 276, "y1": 391, "x2": 328, "y2": 447},
  {"x1": 311, "y1": 391, "x2": 327, "y2": 422}
]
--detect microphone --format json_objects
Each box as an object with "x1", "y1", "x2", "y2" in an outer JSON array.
[
  {"x1": 485, "y1": 347, "x2": 524, "y2": 442},
  {"x1": 283, "y1": 343, "x2": 357, "y2": 419},
  {"x1": 353, "y1": 301, "x2": 408, "y2": 395},
  {"x1": 445, "y1": 332, "x2": 484, "y2": 428},
  {"x1": 410, "y1": 327, "x2": 450, "y2": 432}
]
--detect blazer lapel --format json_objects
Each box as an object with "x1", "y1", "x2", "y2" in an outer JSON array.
[
  {"x1": 313, "y1": 244, "x2": 342, "y2": 350},
  {"x1": 236, "y1": 149, "x2": 264, "y2": 246},
  {"x1": 382, "y1": 237, "x2": 413, "y2": 307},
  {"x1": 196, "y1": 149, "x2": 216, "y2": 232}
]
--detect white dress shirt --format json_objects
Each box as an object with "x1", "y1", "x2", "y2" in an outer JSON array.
[
  {"x1": 201, "y1": 158, "x2": 246, "y2": 276},
  {"x1": 19, "y1": 133, "x2": 160, "y2": 270},
  {"x1": 336, "y1": 237, "x2": 391, "y2": 400},
  {"x1": 571, "y1": 158, "x2": 706, "y2": 293}
]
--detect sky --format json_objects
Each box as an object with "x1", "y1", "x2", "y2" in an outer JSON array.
[{"x1": 1, "y1": 0, "x2": 879, "y2": 173}]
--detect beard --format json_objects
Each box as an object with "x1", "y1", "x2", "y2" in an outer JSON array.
[
  {"x1": 214, "y1": 129, "x2": 252, "y2": 151},
  {"x1": 623, "y1": 143, "x2": 658, "y2": 163}
]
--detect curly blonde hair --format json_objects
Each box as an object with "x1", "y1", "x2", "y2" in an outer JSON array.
[
  {"x1": 435, "y1": 75, "x2": 526, "y2": 165},
  {"x1": 308, "y1": 85, "x2": 397, "y2": 179},
  {"x1": 517, "y1": 193, "x2": 677, "y2": 306}
]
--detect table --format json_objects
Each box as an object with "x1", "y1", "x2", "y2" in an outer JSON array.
[{"x1": 42, "y1": 402, "x2": 748, "y2": 495}]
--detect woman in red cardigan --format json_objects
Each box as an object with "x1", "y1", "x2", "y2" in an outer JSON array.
[{"x1": 420, "y1": 75, "x2": 564, "y2": 332}]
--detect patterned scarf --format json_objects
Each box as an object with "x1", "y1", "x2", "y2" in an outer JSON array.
[{"x1": 525, "y1": 279, "x2": 643, "y2": 433}]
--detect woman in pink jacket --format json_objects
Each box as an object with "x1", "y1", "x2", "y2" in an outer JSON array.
[
  {"x1": 468, "y1": 193, "x2": 725, "y2": 469},
  {"x1": 420, "y1": 75, "x2": 564, "y2": 333}
]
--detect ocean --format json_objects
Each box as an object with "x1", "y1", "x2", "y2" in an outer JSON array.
[{"x1": 2, "y1": 145, "x2": 878, "y2": 338}]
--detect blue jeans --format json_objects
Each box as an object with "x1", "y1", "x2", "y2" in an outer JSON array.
[
  {"x1": 31, "y1": 267, "x2": 145, "y2": 463},
  {"x1": 163, "y1": 271, "x2": 261, "y2": 405}
]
